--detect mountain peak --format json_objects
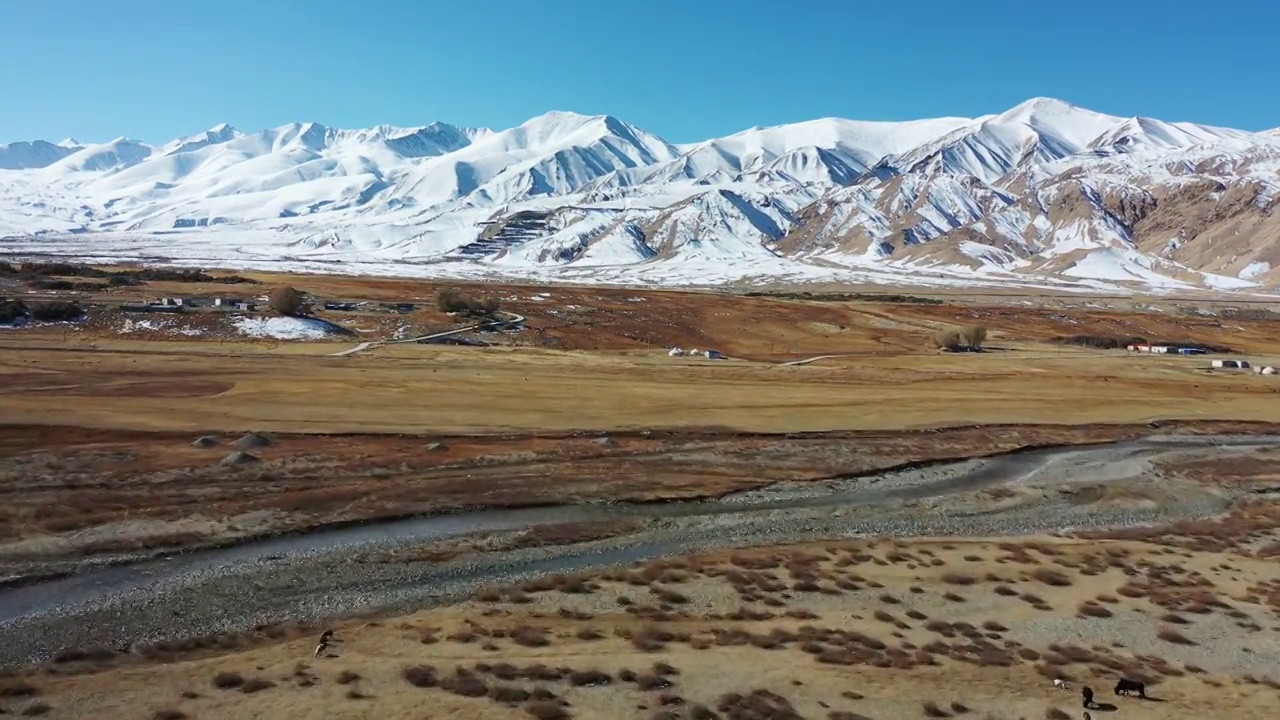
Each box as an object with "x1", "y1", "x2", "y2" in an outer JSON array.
[{"x1": 992, "y1": 97, "x2": 1095, "y2": 124}]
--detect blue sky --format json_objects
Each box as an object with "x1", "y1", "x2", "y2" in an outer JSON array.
[{"x1": 3, "y1": 0, "x2": 1277, "y2": 144}]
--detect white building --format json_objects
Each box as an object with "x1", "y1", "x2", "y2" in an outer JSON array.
[
  {"x1": 667, "y1": 347, "x2": 684, "y2": 357},
  {"x1": 1212, "y1": 359, "x2": 1251, "y2": 369}
]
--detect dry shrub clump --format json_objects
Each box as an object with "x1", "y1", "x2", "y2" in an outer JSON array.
[
  {"x1": 1077, "y1": 602, "x2": 1113, "y2": 618},
  {"x1": 151, "y1": 711, "x2": 188, "y2": 720},
  {"x1": 1030, "y1": 568, "x2": 1073, "y2": 587},
  {"x1": 1045, "y1": 709, "x2": 1071, "y2": 720},
  {"x1": 1157, "y1": 626, "x2": 1197, "y2": 645},
  {"x1": 922, "y1": 700, "x2": 952, "y2": 717},
  {"x1": 211, "y1": 672, "x2": 244, "y2": 690},
  {"x1": 0, "y1": 680, "x2": 39, "y2": 698},
  {"x1": 240, "y1": 677, "x2": 276, "y2": 694},
  {"x1": 717, "y1": 689, "x2": 804, "y2": 720},
  {"x1": 512, "y1": 625, "x2": 552, "y2": 648},
  {"x1": 441, "y1": 668, "x2": 490, "y2": 697},
  {"x1": 525, "y1": 700, "x2": 572, "y2": 720},
  {"x1": 403, "y1": 665, "x2": 439, "y2": 688}
]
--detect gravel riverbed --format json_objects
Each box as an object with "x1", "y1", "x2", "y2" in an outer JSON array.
[{"x1": 0, "y1": 434, "x2": 1273, "y2": 669}]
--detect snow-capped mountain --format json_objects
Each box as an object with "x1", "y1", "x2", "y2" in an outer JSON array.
[{"x1": 1, "y1": 97, "x2": 1278, "y2": 293}]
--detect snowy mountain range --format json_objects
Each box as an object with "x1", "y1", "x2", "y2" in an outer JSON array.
[{"x1": 2, "y1": 97, "x2": 1278, "y2": 293}]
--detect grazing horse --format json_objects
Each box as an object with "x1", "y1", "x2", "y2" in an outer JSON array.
[
  {"x1": 1081, "y1": 686, "x2": 1095, "y2": 709},
  {"x1": 1114, "y1": 678, "x2": 1146, "y2": 698}
]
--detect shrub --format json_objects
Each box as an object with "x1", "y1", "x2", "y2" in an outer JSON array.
[
  {"x1": 1078, "y1": 603, "x2": 1113, "y2": 618},
  {"x1": 151, "y1": 711, "x2": 187, "y2": 720},
  {"x1": 932, "y1": 325, "x2": 986, "y2": 352},
  {"x1": 491, "y1": 685, "x2": 532, "y2": 704},
  {"x1": 211, "y1": 672, "x2": 245, "y2": 690},
  {"x1": 402, "y1": 665, "x2": 439, "y2": 688},
  {"x1": 635, "y1": 674, "x2": 672, "y2": 691},
  {"x1": 268, "y1": 286, "x2": 305, "y2": 316},
  {"x1": 942, "y1": 572, "x2": 977, "y2": 586},
  {"x1": 960, "y1": 325, "x2": 987, "y2": 350},
  {"x1": 525, "y1": 700, "x2": 572, "y2": 719},
  {"x1": 335, "y1": 670, "x2": 361, "y2": 685},
  {"x1": 29, "y1": 301, "x2": 84, "y2": 322},
  {"x1": 437, "y1": 287, "x2": 501, "y2": 318},
  {"x1": 0, "y1": 298, "x2": 29, "y2": 323},
  {"x1": 1030, "y1": 568, "x2": 1072, "y2": 587},
  {"x1": 922, "y1": 700, "x2": 952, "y2": 717},
  {"x1": 512, "y1": 626, "x2": 551, "y2": 647},
  {"x1": 240, "y1": 677, "x2": 275, "y2": 694},
  {"x1": 20, "y1": 704, "x2": 52, "y2": 717},
  {"x1": 1157, "y1": 627, "x2": 1197, "y2": 645},
  {"x1": 569, "y1": 670, "x2": 611, "y2": 686},
  {"x1": 931, "y1": 329, "x2": 963, "y2": 352},
  {"x1": 1045, "y1": 709, "x2": 1071, "y2": 720},
  {"x1": 441, "y1": 671, "x2": 489, "y2": 697},
  {"x1": 993, "y1": 585, "x2": 1018, "y2": 596}
]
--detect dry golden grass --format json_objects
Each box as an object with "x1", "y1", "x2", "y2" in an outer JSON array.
[
  {"x1": 24, "y1": 535, "x2": 1280, "y2": 720},
  {"x1": 3, "y1": 337, "x2": 1279, "y2": 436}
]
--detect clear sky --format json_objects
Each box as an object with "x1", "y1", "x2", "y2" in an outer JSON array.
[{"x1": 3, "y1": 0, "x2": 1277, "y2": 145}]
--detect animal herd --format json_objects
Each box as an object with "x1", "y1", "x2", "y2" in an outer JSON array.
[{"x1": 1072, "y1": 677, "x2": 1148, "y2": 711}]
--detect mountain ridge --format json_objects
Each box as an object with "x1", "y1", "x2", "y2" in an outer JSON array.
[{"x1": 1, "y1": 97, "x2": 1278, "y2": 295}]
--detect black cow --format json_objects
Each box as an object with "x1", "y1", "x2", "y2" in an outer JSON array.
[
  {"x1": 1114, "y1": 678, "x2": 1146, "y2": 698},
  {"x1": 1081, "y1": 686, "x2": 1094, "y2": 709}
]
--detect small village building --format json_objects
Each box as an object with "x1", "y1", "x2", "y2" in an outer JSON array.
[
  {"x1": 704, "y1": 349, "x2": 725, "y2": 360},
  {"x1": 667, "y1": 347, "x2": 684, "y2": 357},
  {"x1": 1212, "y1": 359, "x2": 1251, "y2": 369}
]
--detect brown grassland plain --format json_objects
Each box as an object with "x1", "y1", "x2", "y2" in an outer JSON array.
[
  {"x1": 3, "y1": 274, "x2": 1280, "y2": 559},
  {"x1": 5, "y1": 273, "x2": 1280, "y2": 718}
]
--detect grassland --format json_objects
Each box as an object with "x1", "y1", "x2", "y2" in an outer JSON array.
[
  {"x1": 15, "y1": 524, "x2": 1280, "y2": 720},
  {"x1": 5, "y1": 268, "x2": 1280, "y2": 717},
  {"x1": 4, "y1": 270, "x2": 1280, "y2": 563}
]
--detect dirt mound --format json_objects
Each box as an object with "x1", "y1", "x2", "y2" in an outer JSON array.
[
  {"x1": 220, "y1": 451, "x2": 261, "y2": 467},
  {"x1": 191, "y1": 436, "x2": 220, "y2": 448},
  {"x1": 234, "y1": 433, "x2": 273, "y2": 450}
]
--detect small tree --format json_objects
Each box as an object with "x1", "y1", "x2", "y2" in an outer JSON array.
[
  {"x1": 931, "y1": 325, "x2": 987, "y2": 352},
  {"x1": 29, "y1": 300, "x2": 84, "y2": 322},
  {"x1": 0, "y1": 297, "x2": 30, "y2": 323},
  {"x1": 960, "y1": 325, "x2": 987, "y2": 351},
  {"x1": 931, "y1": 328, "x2": 963, "y2": 352},
  {"x1": 437, "y1": 287, "x2": 500, "y2": 318},
  {"x1": 267, "y1": 286, "x2": 305, "y2": 316},
  {"x1": 436, "y1": 287, "x2": 468, "y2": 314}
]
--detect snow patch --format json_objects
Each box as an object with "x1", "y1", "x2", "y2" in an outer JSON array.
[
  {"x1": 1241, "y1": 261, "x2": 1271, "y2": 280},
  {"x1": 232, "y1": 316, "x2": 335, "y2": 340}
]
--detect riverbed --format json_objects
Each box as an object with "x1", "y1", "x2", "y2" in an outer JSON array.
[{"x1": 0, "y1": 433, "x2": 1274, "y2": 668}]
